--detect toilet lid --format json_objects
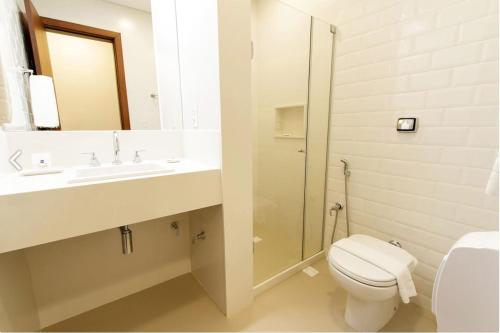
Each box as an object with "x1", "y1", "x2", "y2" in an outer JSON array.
[
  {"x1": 328, "y1": 235, "x2": 417, "y2": 288},
  {"x1": 329, "y1": 246, "x2": 397, "y2": 287}
]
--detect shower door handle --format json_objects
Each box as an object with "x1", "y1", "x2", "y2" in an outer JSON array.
[{"x1": 298, "y1": 149, "x2": 306, "y2": 153}]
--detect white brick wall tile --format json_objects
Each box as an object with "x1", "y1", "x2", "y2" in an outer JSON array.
[
  {"x1": 461, "y1": 167, "x2": 492, "y2": 187},
  {"x1": 481, "y1": 38, "x2": 499, "y2": 61},
  {"x1": 334, "y1": 95, "x2": 389, "y2": 112},
  {"x1": 436, "y1": 0, "x2": 491, "y2": 28},
  {"x1": 342, "y1": 13, "x2": 382, "y2": 38},
  {"x1": 397, "y1": 13, "x2": 436, "y2": 38},
  {"x1": 452, "y1": 62, "x2": 498, "y2": 86},
  {"x1": 334, "y1": 68, "x2": 361, "y2": 85},
  {"x1": 414, "y1": 26, "x2": 458, "y2": 53},
  {"x1": 467, "y1": 127, "x2": 499, "y2": 148},
  {"x1": 443, "y1": 107, "x2": 498, "y2": 126},
  {"x1": 474, "y1": 83, "x2": 499, "y2": 105},
  {"x1": 336, "y1": 36, "x2": 363, "y2": 56},
  {"x1": 440, "y1": 147, "x2": 497, "y2": 168},
  {"x1": 331, "y1": 112, "x2": 394, "y2": 127},
  {"x1": 336, "y1": 2, "x2": 365, "y2": 24},
  {"x1": 416, "y1": 0, "x2": 463, "y2": 14},
  {"x1": 409, "y1": 70, "x2": 451, "y2": 91},
  {"x1": 413, "y1": 275, "x2": 434, "y2": 297},
  {"x1": 460, "y1": 15, "x2": 498, "y2": 42},
  {"x1": 420, "y1": 128, "x2": 470, "y2": 146},
  {"x1": 395, "y1": 54, "x2": 432, "y2": 74},
  {"x1": 360, "y1": 25, "x2": 395, "y2": 49},
  {"x1": 455, "y1": 204, "x2": 499, "y2": 229},
  {"x1": 355, "y1": 39, "x2": 412, "y2": 66},
  {"x1": 383, "y1": 143, "x2": 442, "y2": 163},
  {"x1": 426, "y1": 87, "x2": 475, "y2": 107},
  {"x1": 379, "y1": 159, "x2": 462, "y2": 183},
  {"x1": 388, "y1": 92, "x2": 427, "y2": 109},
  {"x1": 379, "y1": 1, "x2": 416, "y2": 25},
  {"x1": 365, "y1": 0, "x2": 401, "y2": 14},
  {"x1": 415, "y1": 263, "x2": 437, "y2": 282},
  {"x1": 434, "y1": 183, "x2": 486, "y2": 207},
  {"x1": 483, "y1": 194, "x2": 499, "y2": 211},
  {"x1": 432, "y1": 43, "x2": 483, "y2": 69}
]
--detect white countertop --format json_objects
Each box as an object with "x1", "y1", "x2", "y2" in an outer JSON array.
[
  {"x1": 0, "y1": 159, "x2": 217, "y2": 196},
  {"x1": 0, "y1": 159, "x2": 222, "y2": 253}
]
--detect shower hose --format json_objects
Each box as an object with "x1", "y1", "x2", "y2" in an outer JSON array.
[{"x1": 330, "y1": 162, "x2": 350, "y2": 244}]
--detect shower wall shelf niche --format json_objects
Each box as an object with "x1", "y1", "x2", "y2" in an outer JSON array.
[{"x1": 274, "y1": 105, "x2": 306, "y2": 139}]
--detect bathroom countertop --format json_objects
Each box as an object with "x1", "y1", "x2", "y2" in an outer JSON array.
[
  {"x1": 0, "y1": 160, "x2": 222, "y2": 253},
  {"x1": 0, "y1": 159, "x2": 217, "y2": 196}
]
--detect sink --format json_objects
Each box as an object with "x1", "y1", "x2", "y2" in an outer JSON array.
[{"x1": 69, "y1": 163, "x2": 174, "y2": 184}]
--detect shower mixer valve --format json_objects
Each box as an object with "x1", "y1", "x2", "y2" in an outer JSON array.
[{"x1": 329, "y1": 202, "x2": 344, "y2": 216}]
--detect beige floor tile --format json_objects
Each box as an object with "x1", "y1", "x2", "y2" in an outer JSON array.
[{"x1": 45, "y1": 259, "x2": 436, "y2": 332}]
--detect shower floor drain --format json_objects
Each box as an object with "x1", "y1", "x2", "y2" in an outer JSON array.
[{"x1": 302, "y1": 266, "x2": 319, "y2": 277}]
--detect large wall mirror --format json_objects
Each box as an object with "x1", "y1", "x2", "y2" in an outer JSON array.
[{"x1": 0, "y1": 0, "x2": 183, "y2": 131}]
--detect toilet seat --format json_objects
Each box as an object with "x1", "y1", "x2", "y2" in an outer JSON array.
[{"x1": 329, "y1": 247, "x2": 397, "y2": 287}]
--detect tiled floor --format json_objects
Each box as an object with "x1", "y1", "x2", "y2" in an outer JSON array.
[{"x1": 46, "y1": 259, "x2": 437, "y2": 332}]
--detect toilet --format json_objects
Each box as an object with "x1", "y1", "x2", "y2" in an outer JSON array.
[{"x1": 327, "y1": 235, "x2": 418, "y2": 332}]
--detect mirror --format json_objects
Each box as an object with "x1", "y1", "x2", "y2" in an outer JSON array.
[{"x1": 0, "y1": 0, "x2": 182, "y2": 131}]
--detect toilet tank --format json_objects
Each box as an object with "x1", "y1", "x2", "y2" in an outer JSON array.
[{"x1": 432, "y1": 232, "x2": 499, "y2": 332}]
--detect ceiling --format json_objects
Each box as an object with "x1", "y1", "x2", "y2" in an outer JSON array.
[{"x1": 103, "y1": 0, "x2": 151, "y2": 12}]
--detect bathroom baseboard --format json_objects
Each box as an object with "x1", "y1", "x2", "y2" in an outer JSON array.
[{"x1": 253, "y1": 250, "x2": 326, "y2": 296}]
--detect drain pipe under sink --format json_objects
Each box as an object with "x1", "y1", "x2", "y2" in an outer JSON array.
[{"x1": 119, "y1": 226, "x2": 133, "y2": 255}]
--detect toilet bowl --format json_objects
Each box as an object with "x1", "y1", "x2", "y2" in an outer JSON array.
[{"x1": 327, "y1": 235, "x2": 417, "y2": 332}]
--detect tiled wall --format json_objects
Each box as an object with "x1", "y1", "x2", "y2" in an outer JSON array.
[{"x1": 283, "y1": 0, "x2": 499, "y2": 310}]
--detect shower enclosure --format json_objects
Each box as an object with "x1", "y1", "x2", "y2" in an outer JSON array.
[{"x1": 252, "y1": 0, "x2": 335, "y2": 285}]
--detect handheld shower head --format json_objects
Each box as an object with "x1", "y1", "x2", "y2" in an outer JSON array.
[{"x1": 341, "y1": 159, "x2": 350, "y2": 177}]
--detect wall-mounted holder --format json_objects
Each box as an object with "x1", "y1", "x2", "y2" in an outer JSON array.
[
  {"x1": 17, "y1": 67, "x2": 34, "y2": 77},
  {"x1": 396, "y1": 118, "x2": 417, "y2": 132},
  {"x1": 192, "y1": 230, "x2": 206, "y2": 244},
  {"x1": 170, "y1": 221, "x2": 180, "y2": 236}
]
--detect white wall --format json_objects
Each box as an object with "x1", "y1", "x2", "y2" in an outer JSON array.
[
  {"x1": 33, "y1": 0, "x2": 160, "y2": 130},
  {"x1": 24, "y1": 214, "x2": 191, "y2": 328},
  {"x1": 218, "y1": 0, "x2": 254, "y2": 316},
  {"x1": 283, "y1": 0, "x2": 499, "y2": 311},
  {"x1": 0, "y1": 251, "x2": 40, "y2": 331}
]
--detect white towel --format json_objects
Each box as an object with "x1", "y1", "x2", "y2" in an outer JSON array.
[
  {"x1": 29, "y1": 75, "x2": 59, "y2": 128},
  {"x1": 485, "y1": 157, "x2": 499, "y2": 196},
  {"x1": 333, "y1": 238, "x2": 417, "y2": 303}
]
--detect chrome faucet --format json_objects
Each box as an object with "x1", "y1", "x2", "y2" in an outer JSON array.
[{"x1": 112, "y1": 131, "x2": 122, "y2": 165}]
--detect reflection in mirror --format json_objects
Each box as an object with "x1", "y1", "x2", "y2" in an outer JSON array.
[{"x1": 0, "y1": 0, "x2": 182, "y2": 131}]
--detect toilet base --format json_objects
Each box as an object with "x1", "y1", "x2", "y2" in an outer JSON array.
[{"x1": 344, "y1": 293, "x2": 399, "y2": 332}]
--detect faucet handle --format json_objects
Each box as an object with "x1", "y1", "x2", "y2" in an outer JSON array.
[
  {"x1": 81, "y1": 152, "x2": 100, "y2": 167},
  {"x1": 133, "y1": 150, "x2": 146, "y2": 164}
]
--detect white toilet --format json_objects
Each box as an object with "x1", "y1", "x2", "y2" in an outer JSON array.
[{"x1": 327, "y1": 234, "x2": 418, "y2": 332}]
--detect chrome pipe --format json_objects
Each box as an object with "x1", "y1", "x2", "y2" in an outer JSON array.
[
  {"x1": 340, "y1": 159, "x2": 351, "y2": 237},
  {"x1": 119, "y1": 226, "x2": 133, "y2": 255}
]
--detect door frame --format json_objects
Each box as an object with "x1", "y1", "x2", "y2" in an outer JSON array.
[{"x1": 40, "y1": 17, "x2": 131, "y2": 130}]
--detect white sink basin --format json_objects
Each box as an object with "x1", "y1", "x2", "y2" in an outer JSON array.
[{"x1": 69, "y1": 163, "x2": 174, "y2": 184}]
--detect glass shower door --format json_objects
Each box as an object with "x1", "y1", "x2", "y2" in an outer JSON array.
[{"x1": 252, "y1": 0, "x2": 311, "y2": 284}]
